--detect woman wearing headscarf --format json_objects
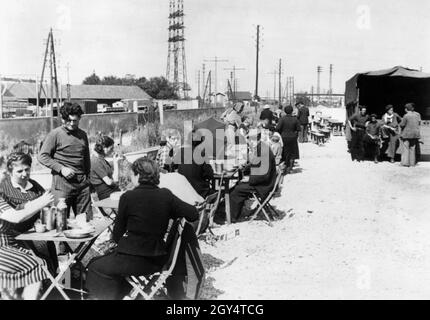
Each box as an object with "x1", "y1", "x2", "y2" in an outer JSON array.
[
  {"x1": 224, "y1": 102, "x2": 244, "y2": 156},
  {"x1": 275, "y1": 105, "x2": 301, "y2": 173}
]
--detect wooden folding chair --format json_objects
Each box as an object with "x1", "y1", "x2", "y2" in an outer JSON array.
[
  {"x1": 123, "y1": 218, "x2": 186, "y2": 300},
  {"x1": 195, "y1": 182, "x2": 223, "y2": 237},
  {"x1": 249, "y1": 169, "x2": 284, "y2": 226}
]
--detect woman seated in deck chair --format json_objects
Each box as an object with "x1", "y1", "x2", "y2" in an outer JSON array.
[
  {"x1": 228, "y1": 131, "x2": 277, "y2": 223},
  {"x1": 0, "y1": 184, "x2": 54, "y2": 300},
  {"x1": 86, "y1": 157, "x2": 198, "y2": 300}
]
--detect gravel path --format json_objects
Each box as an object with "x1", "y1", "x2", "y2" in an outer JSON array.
[{"x1": 201, "y1": 135, "x2": 430, "y2": 300}]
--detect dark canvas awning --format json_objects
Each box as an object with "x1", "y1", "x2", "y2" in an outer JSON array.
[
  {"x1": 194, "y1": 117, "x2": 225, "y2": 158},
  {"x1": 345, "y1": 66, "x2": 430, "y2": 119}
]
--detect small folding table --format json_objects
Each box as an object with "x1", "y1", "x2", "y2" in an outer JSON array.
[
  {"x1": 16, "y1": 217, "x2": 112, "y2": 300},
  {"x1": 211, "y1": 167, "x2": 242, "y2": 224}
]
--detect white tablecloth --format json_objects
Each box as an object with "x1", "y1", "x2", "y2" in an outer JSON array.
[{"x1": 159, "y1": 173, "x2": 204, "y2": 205}]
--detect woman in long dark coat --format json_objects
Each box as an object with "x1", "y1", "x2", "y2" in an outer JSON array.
[{"x1": 275, "y1": 105, "x2": 301, "y2": 173}]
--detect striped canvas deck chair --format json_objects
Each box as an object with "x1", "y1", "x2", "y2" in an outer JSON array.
[{"x1": 124, "y1": 218, "x2": 186, "y2": 300}]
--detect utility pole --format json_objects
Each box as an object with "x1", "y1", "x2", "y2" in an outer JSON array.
[
  {"x1": 204, "y1": 56, "x2": 228, "y2": 102},
  {"x1": 317, "y1": 66, "x2": 322, "y2": 103},
  {"x1": 66, "y1": 62, "x2": 71, "y2": 102},
  {"x1": 311, "y1": 86, "x2": 314, "y2": 106},
  {"x1": 197, "y1": 70, "x2": 201, "y2": 98},
  {"x1": 254, "y1": 25, "x2": 261, "y2": 101},
  {"x1": 267, "y1": 70, "x2": 277, "y2": 102},
  {"x1": 278, "y1": 59, "x2": 282, "y2": 107},
  {"x1": 38, "y1": 28, "x2": 60, "y2": 130},
  {"x1": 202, "y1": 63, "x2": 206, "y2": 98},
  {"x1": 224, "y1": 65, "x2": 245, "y2": 100},
  {"x1": 329, "y1": 64, "x2": 333, "y2": 106},
  {"x1": 292, "y1": 76, "x2": 295, "y2": 105}
]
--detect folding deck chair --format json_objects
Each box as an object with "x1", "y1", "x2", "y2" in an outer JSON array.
[
  {"x1": 123, "y1": 218, "x2": 186, "y2": 300},
  {"x1": 195, "y1": 180, "x2": 224, "y2": 237},
  {"x1": 248, "y1": 168, "x2": 284, "y2": 226}
]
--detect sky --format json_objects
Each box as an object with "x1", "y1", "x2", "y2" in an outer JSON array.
[{"x1": 1, "y1": 0, "x2": 430, "y2": 98}]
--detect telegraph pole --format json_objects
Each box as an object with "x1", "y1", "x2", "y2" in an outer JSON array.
[
  {"x1": 197, "y1": 70, "x2": 201, "y2": 98},
  {"x1": 224, "y1": 65, "x2": 245, "y2": 99},
  {"x1": 254, "y1": 25, "x2": 261, "y2": 101},
  {"x1": 311, "y1": 86, "x2": 314, "y2": 106},
  {"x1": 317, "y1": 66, "x2": 322, "y2": 103},
  {"x1": 267, "y1": 70, "x2": 277, "y2": 102},
  {"x1": 278, "y1": 59, "x2": 282, "y2": 107},
  {"x1": 329, "y1": 64, "x2": 333, "y2": 106},
  {"x1": 204, "y1": 56, "x2": 228, "y2": 101},
  {"x1": 38, "y1": 28, "x2": 60, "y2": 130},
  {"x1": 66, "y1": 63, "x2": 71, "y2": 102},
  {"x1": 292, "y1": 76, "x2": 295, "y2": 105}
]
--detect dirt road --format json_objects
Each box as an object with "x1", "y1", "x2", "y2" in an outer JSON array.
[{"x1": 201, "y1": 135, "x2": 430, "y2": 299}]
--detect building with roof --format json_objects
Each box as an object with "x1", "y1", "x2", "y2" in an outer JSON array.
[
  {"x1": 2, "y1": 82, "x2": 152, "y2": 105},
  {"x1": 226, "y1": 91, "x2": 253, "y2": 102}
]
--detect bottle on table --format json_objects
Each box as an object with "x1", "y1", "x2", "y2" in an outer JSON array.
[
  {"x1": 56, "y1": 198, "x2": 68, "y2": 232},
  {"x1": 46, "y1": 206, "x2": 56, "y2": 231}
]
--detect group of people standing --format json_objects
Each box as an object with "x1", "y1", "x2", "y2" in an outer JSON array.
[{"x1": 348, "y1": 103, "x2": 422, "y2": 166}]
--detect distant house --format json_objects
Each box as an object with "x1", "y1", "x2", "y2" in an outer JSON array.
[
  {"x1": 3, "y1": 83, "x2": 152, "y2": 109},
  {"x1": 226, "y1": 91, "x2": 253, "y2": 102}
]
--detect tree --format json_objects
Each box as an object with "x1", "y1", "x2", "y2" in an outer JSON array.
[
  {"x1": 101, "y1": 75, "x2": 123, "y2": 85},
  {"x1": 81, "y1": 73, "x2": 178, "y2": 99},
  {"x1": 140, "y1": 77, "x2": 178, "y2": 99},
  {"x1": 295, "y1": 92, "x2": 312, "y2": 106},
  {"x1": 82, "y1": 72, "x2": 101, "y2": 85}
]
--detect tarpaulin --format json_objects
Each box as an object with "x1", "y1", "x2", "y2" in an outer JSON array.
[{"x1": 345, "y1": 66, "x2": 430, "y2": 119}]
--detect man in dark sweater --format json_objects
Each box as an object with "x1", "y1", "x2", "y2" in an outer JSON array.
[
  {"x1": 38, "y1": 102, "x2": 92, "y2": 218},
  {"x1": 296, "y1": 102, "x2": 310, "y2": 143}
]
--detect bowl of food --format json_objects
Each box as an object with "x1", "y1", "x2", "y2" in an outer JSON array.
[{"x1": 63, "y1": 228, "x2": 94, "y2": 239}]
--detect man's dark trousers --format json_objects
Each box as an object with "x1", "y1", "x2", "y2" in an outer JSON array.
[
  {"x1": 299, "y1": 124, "x2": 309, "y2": 143},
  {"x1": 230, "y1": 182, "x2": 257, "y2": 222},
  {"x1": 52, "y1": 173, "x2": 92, "y2": 218}
]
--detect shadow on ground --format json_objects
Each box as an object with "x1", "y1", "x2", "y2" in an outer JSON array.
[{"x1": 200, "y1": 253, "x2": 225, "y2": 300}]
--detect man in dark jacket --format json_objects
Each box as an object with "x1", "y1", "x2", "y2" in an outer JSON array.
[
  {"x1": 399, "y1": 103, "x2": 421, "y2": 167},
  {"x1": 260, "y1": 104, "x2": 274, "y2": 127},
  {"x1": 296, "y1": 102, "x2": 310, "y2": 143},
  {"x1": 229, "y1": 133, "x2": 277, "y2": 222},
  {"x1": 276, "y1": 105, "x2": 301, "y2": 173}
]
